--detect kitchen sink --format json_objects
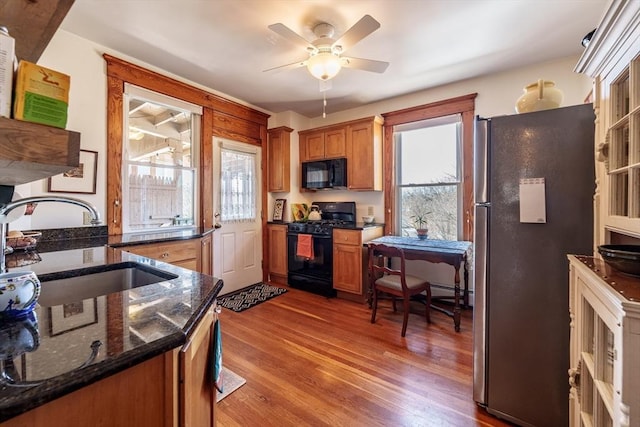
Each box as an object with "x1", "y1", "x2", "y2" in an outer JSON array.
[{"x1": 38, "y1": 262, "x2": 179, "y2": 307}]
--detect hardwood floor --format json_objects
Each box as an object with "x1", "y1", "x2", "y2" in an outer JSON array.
[{"x1": 216, "y1": 286, "x2": 513, "y2": 426}]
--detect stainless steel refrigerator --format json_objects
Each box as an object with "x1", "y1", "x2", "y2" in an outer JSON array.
[{"x1": 473, "y1": 104, "x2": 595, "y2": 426}]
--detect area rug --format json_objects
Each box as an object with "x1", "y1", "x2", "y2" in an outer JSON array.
[
  {"x1": 216, "y1": 367, "x2": 246, "y2": 402},
  {"x1": 217, "y1": 283, "x2": 287, "y2": 312}
]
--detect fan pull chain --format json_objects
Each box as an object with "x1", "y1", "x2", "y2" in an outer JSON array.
[{"x1": 323, "y1": 92, "x2": 327, "y2": 118}]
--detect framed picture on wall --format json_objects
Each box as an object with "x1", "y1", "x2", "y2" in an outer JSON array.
[
  {"x1": 49, "y1": 297, "x2": 98, "y2": 336},
  {"x1": 48, "y1": 149, "x2": 98, "y2": 194},
  {"x1": 273, "y1": 199, "x2": 286, "y2": 221}
]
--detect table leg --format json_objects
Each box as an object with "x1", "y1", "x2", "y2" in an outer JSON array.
[{"x1": 453, "y1": 266, "x2": 461, "y2": 332}]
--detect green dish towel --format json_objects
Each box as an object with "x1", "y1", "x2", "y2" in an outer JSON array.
[{"x1": 212, "y1": 319, "x2": 223, "y2": 393}]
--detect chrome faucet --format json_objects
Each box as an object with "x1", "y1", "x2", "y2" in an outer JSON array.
[{"x1": 0, "y1": 195, "x2": 102, "y2": 272}]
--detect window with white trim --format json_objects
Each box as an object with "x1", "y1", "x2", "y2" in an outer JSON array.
[{"x1": 123, "y1": 84, "x2": 201, "y2": 232}]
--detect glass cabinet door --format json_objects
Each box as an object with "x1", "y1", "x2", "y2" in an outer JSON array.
[
  {"x1": 607, "y1": 55, "x2": 640, "y2": 226},
  {"x1": 578, "y1": 290, "x2": 616, "y2": 426}
]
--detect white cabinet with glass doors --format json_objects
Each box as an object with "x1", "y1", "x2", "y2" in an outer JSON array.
[
  {"x1": 575, "y1": 2, "x2": 640, "y2": 240},
  {"x1": 568, "y1": 255, "x2": 640, "y2": 427}
]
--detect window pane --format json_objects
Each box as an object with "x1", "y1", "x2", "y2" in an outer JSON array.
[
  {"x1": 399, "y1": 122, "x2": 458, "y2": 184},
  {"x1": 396, "y1": 115, "x2": 461, "y2": 240},
  {"x1": 221, "y1": 149, "x2": 257, "y2": 222},
  {"x1": 399, "y1": 186, "x2": 458, "y2": 240},
  {"x1": 127, "y1": 165, "x2": 195, "y2": 230}
]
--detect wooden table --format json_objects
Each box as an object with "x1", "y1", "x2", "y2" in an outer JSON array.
[{"x1": 367, "y1": 236, "x2": 472, "y2": 332}]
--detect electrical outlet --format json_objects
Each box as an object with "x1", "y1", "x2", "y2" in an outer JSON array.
[
  {"x1": 83, "y1": 211, "x2": 92, "y2": 225},
  {"x1": 367, "y1": 206, "x2": 374, "y2": 216}
]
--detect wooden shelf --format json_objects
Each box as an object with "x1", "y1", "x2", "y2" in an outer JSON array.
[{"x1": 0, "y1": 117, "x2": 80, "y2": 185}]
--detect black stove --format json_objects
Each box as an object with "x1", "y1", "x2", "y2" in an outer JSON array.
[
  {"x1": 287, "y1": 201, "x2": 356, "y2": 297},
  {"x1": 287, "y1": 202, "x2": 356, "y2": 235},
  {"x1": 287, "y1": 219, "x2": 355, "y2": 235}
]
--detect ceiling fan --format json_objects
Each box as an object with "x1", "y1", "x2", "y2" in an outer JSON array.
[{"x1": 265, "y1": 14, "x2": 389, "y2": 81}]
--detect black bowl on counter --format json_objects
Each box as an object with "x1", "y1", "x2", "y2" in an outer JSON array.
[{"x1": 597, "y1": 245, "x2": 640, "y2": 277}]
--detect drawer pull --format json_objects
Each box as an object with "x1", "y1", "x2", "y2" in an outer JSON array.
[{"x1": 161, "y1": 252, "x2": 169, "y2": 258}]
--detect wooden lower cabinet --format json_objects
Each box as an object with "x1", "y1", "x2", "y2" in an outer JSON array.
[
  {"x1": 1, "y1": 307, "x2": 218, "y2": 427},
  {"x1": 267, "y1": 224, "x2": 287, "y2": 284},
  {"x1": 333, "y1": 227, "x2": 383, "y2": 297},
  {"x1": 179, "y1": 307, "x2": 217, "y2": 427},
  {"x1": 120, "y1": 235, "x2": 212, "y2": 275},
  {"x1": 200, "y1": 234, "x2": 213, "y2": 276},
  {"x1": 333, "y1": 232, "x2": 362, "y2": 294}
]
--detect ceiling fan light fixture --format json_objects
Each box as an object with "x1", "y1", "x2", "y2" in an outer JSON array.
[{"x1": 307, "y1": 52, "x2": 341, "y2": 81}]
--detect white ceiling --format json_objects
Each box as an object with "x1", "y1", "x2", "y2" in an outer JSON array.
[{"x1": 60, "y1": 0, "x2": 609, "y2": 118}]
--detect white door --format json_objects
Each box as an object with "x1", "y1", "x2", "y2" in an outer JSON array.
[{"x1": 212, "y1": 137, "x2": 263, "y2": 295}]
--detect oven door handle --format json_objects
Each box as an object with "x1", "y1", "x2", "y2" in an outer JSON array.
[{"x1": 287, "y1": 233, "x2": 332, "y2": 239}]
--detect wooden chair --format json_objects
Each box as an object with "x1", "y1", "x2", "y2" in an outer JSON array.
[{"x1": 368, "y1": 243, "x2": 432, "y2": 337}]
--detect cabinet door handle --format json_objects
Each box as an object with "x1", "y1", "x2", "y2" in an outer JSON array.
[{"x1": 113, "y1": 199, "x2": 119, "y2": 224}]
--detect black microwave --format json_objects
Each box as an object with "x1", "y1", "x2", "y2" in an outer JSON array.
[{"x1": 301, "y1": 158, "x2": 347, "y2": 190}]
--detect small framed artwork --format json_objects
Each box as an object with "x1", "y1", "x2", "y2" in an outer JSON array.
[
  {"x1": 49, "y1": 297, "x2": 98, "y2": 336},
  {"x1": 48, "y1": 149, "x2": 98, "y2": 194},
  {"x1": 273, "y1": 199, "x2": 286, "y2": 221}
]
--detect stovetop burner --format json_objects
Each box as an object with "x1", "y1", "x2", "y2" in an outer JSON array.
[{"x1": 287, "y1": 201, "x2": 357, "y2": 236}]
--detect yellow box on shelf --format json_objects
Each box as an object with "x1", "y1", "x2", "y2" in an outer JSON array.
[{"x1": 13, "y1": 60, "x2": 70, "y2": 129}]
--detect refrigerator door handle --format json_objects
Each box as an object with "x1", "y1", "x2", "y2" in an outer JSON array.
[
  {"x1": 474, "y1": 117, "x2": 489, "y2": 203},
  {"x1": 473, "y1": 204, "x2": 488, "y2": 406}
]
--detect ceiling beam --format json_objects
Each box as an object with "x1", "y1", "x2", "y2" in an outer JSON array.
[{"x1": 0, "y1": 0, "x2": 76, "y2": 63}]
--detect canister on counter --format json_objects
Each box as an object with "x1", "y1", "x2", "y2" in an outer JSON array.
[{"x1": 0, "y1": 26, "x2": 15, "y2": 118}]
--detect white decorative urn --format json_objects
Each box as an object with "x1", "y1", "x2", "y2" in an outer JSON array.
[{"x1": 515, "y1": 79, "x2": 563, "y2": 113}]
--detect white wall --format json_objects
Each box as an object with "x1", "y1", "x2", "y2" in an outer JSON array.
[{"x1": 14, "y1": 29, "x2": 592, "y2": 236}]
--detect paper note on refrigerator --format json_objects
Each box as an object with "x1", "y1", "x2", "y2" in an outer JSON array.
[{"x1": 519, "y1": 178, "x2": 546, "y2": 223}]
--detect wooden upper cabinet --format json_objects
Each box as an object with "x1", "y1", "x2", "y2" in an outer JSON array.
[
  {"x1": 324, "y1": 128, "x2": 347, "y2": 158},
  {"x1": 299, "y1": 127, "x2": 346, "y2": 162},
  {"x1": 347, "y1": 117, "x2": 383, "y2": 191},
  {"x1": 301, "y1": 130, "x2": 325, "y2": 161},
  {"x1": 267, "y1": 126, "x2": 292, "y2": 192},
  {"x1": 298, "y1": 116, "x2": 383, "y2": 191}
]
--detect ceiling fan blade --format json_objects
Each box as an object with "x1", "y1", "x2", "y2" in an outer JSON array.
[
  {"x1": 341, "y1": 57, "x2": 389, "y2": 73},
  {"x1": 268, "y1": 23, "x2": 314, "y2": 50},
  {"x1": 263, "y1": 58, "x2": 308, "y2": 73},
  {"x1": 332, "y1": 15, "x2": 380, "y2": 53}
]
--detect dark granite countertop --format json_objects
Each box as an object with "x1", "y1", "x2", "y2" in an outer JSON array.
[
  {"x1": 0, "y1": 239, "x2": 222, "y2": 422},
  {"x1": 108, "y1": 227, "x2": 215, "y2": 247}
]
